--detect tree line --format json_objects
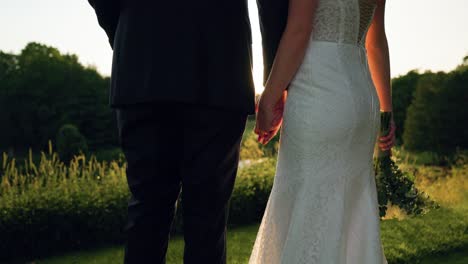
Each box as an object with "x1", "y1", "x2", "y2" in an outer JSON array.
[
  {"x1": 0, "y1": 43, "x2": 466, "y2": 159},
  {"x1": 0, "y1": 43, "x2": 117, "y2": 159},
  {"x1": 392, "y1": 57, "x2": 468, "y2": 155}
]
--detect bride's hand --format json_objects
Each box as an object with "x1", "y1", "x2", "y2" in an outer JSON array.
[
  {"x1": 255, "y1": 90, "x2": 287, "y2": 145},
  {"x1": 379, "y1": 118, "x2": 396, "y2": 151}
]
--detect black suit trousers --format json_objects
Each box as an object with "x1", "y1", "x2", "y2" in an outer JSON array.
[{"x1": 116, "y1": 102, "x2": 248, "y2": 264}]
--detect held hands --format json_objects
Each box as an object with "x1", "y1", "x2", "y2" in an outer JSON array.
[
  {"x1": 255, "y1": 91, "x2": 396, "y2": 150},
  {"x1": 254, "y1": 90, "x2": 288, "y2": 145},
  {"x1": 378, "y1": 116, "x2": 396, "y2": 152}
]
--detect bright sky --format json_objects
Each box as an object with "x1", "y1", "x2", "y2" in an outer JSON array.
[{"x1": 1, "y1": 0, "x2": 467, "y2": 93}]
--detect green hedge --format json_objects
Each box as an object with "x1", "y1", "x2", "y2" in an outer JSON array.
[
  {"x1": 0, "y1": 151, "x2": 129, "y2": 261},
  {"x1": 1, "y1": 150, "x2": 465, "y2": 262},
  {"x1": 0, "y1": 150, "x2": 276, "y2": 261}
]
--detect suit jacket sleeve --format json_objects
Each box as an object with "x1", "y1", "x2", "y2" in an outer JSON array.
[
  {"x1": 88, "y1": 0, "x2": 121, "y2": 49},
  {"x1": 256, "y1": 0, "x2": 289, "y2": 85}
]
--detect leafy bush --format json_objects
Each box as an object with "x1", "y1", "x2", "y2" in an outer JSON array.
[
  {"x1": 56, "y1": 125, "x2": 88, "y2": 163},
  {"x1": 240, "y1": 131, "x2": 264, "y2": 160},
  {"x1": 0, "y1": 150, "x2": 276, "y2": 261},
  {"x1": 229, "y1": 159, "x2": 276, "y2": 225},
  {"x1": 93, "y1": 147, "x2": 124, "y2": 162},
  {"x1": 0, "y1": 149, "x2": 128, "y2": 261}
]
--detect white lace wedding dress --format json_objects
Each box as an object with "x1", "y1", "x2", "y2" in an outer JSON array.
[{"x1": 249, "y1": 0, "x2": 388, "y2": 263}]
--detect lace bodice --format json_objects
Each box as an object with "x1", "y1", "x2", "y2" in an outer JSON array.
[{"x1": 312, "y1": 0, "x2": 377, "y2": 45}]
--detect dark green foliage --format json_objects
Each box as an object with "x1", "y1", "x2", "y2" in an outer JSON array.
[
  {"x1": 403, "y1": 69, "x2": 468, "y2": 155},
  {"x1": 56, "y1": 125, "x2": 89, "y2": 163},
  {"x1": 0, "y1": 42, "x2": 118, "y2": 153},
  {"x1": 94, "y1": 147, "x2": 124, "y2": 162},
  {"x1": 391, "y1": 71, "x2": 421, "y2": 144}
]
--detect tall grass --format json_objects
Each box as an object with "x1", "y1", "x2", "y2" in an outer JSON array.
[
  {"x1": 0, "y1": 143, "x2": 277, "y2": 261},
  {"x1": 0, "y1": 142, "x2": 129, "y2": 261},
  {"x1": 1, "y1": 141, "x2": 467, "y2": 263},
  {"x1": 1, "y1": 144, "x2": 127, "y2": 196}
]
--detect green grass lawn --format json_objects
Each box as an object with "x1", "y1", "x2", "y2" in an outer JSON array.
[
  {"x1": 32, "y1": 225, "x2": 258, "y2": 264},
  {"x1": 420, "y1": 249, "x2": 468, "y2": 264},
  {"x1": 27, "y1": 211, "x2": 468, "y2": 264},
  {"x1": 7, "y1": 162, "x2": 467, "y2": 264}
]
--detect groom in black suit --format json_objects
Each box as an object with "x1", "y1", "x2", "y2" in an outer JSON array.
[{"x1": 87, "y1": 0, "x2": 287, "y2": 263}]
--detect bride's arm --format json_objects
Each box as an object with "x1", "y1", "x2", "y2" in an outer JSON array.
[
  {"x1": 366, "y1": 0, "x2": 392, "y2": 112},
  {"x1": 366, "y1": 0, "x2": 396, "y2": 150},
  {"x1": 260, "y1": 0, "x2": 319, "y2": 104}
]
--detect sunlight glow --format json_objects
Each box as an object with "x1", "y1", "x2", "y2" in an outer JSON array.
[
  {"x1": 0, "y1": 0, "x2": 467, "y2": 96},
  {"x1": 248, "y1": 0, "x2": 266, "y2": 93}
]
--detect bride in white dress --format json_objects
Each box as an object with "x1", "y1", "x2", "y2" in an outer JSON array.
[{"x1": 252, "y1": 0, "x2": 396, "y2": 263}]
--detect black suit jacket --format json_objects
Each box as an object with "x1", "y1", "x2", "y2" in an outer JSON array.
[{"x1": 88, "y1": 0, "x2": 288, "y2": 115}]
